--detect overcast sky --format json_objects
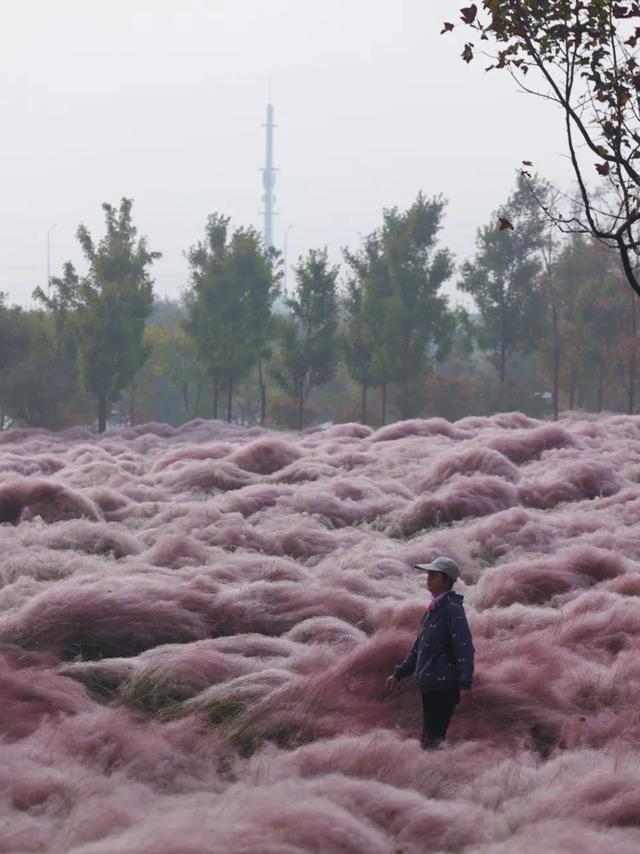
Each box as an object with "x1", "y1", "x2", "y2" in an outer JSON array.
[{"x1": 0, "y1": 0, "x2": 573, "y2": 307}]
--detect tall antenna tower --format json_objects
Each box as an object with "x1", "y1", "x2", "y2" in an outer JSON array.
[{"x1": 260, "y1": 100, "x2": 277, "y2": 249}]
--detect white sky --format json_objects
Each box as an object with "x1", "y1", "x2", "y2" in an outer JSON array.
[{"x1": 0, "y1": 0, "x2": 573, "y2": 307}]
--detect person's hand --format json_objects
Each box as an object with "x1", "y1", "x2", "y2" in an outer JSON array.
[
  {"x1": 459, "y1": 688, "x2": 473, "y2": 705},
  {"x1": 384, "y1": 675, "x2": 398, "y2": 696}
]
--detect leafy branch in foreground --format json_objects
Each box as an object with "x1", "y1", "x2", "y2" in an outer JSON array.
[{"x1": 444, "y1": 1, "x2": 640, "y2": 298}]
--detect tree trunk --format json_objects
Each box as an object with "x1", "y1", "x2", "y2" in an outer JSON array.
[
  {"x1": 629, "y1": 296, "x2": 638, "y2": 414},
  {"x1": 212, "y1": 382, "x2": 219, "y2": 419},
  {"x1": 258, "y1": 358, "x2": 267, "y2": 425},
  {"x1": 551, "y1": 306, "x2": 560, "y2": 421},
  {"x1": 98, "y1": 395, "x2": 108, "y2": 433},
  {"x1": 360, "y1": 384, "x2": 367, "y2": 424},
  {"x1": 128, "y1": 380, "x2": 136, "y2": 427},
  {"x1": 194, "y1": 379, "x2": 202, "y2": 417},
  {"x1": 381, "y1": 384, "x2": 387, "y2": 426},
  {"x1": 298, "y1": 392, "x2": 304, "y2": 431},
  {"x1": 182, "y1": 386, "x2": 191, "y2": 419},
  {"x1": 499, "y1": 296, "x2": 507, "y2": 409},
  {"x1": 499, "y1": 346, "x2": 506, "y2": 409},
  {"x1": 597, "y1": 364, "x2": 604, "y2": 413},
  {"x1": 569, "y1": 369, "x2": 577, "y2": 410},
  {"x1": 226, "y1": 377, "x2": 233, "y2": 423}
]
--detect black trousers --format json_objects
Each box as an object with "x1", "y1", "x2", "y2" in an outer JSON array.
[{"x1": 420, "y1": 687, "x2": 460, "y2": 748}]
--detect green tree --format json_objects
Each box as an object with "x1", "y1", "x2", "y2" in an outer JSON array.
[
  {"x1": 33, "y1": 261, "x2": 80, "y2": 357},
  {"x1": 272, "y1": 248, "x2": 339, "y2": 430},
  {"x1": 145, "y1": 324, "x2": 207, "y2": 420},
  {"x1": 0, "y1": 295, "x2": 30, "y2": 428},
  {"x1": 578, "y1": 264, "x2": 627, "y2": 413},
  {"x1": 538, "y1": 223, "x2": 570, "y2": 420},
  {"x1": 537, "y1": 235, "x2": 613, "y2": 414},
  {"x1": 0, "y1": 311, "x2": 86, "y2": 429},
  {"x1": 30, "y1": 261, "x2": 88, "y2": 425},
  {"x1": 67, "y1": 198, "x2": 159, "y2": 432},
  {"x1": 608, "y1": 269, "x2": 640, "y2": 413},
  {"x1": 341, "y1": 245, "x2": 381, "y2": 424},
  {"x1": 522, "y1": 232, "x2": 639, "y2": 414},
  {"x1": 184, "y1": 214, "x2": 279, "y2": 422},
  {"x1": 343, "y1": 193, "x2": 454, "y2": 424},
  {"x1": 0, "y1": 295, "x2": 29, "y2": 375},
  {"x1": 459, "y1": 174, "x2": 546, "y2": 407}
]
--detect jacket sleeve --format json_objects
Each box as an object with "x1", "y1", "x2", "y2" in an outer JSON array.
[
  {"x1": 392, "y1": 616, "x2": 425, "y2": 680},
  {"x1": 445, "y1": 602, "x2": 475, "y2": 689}
]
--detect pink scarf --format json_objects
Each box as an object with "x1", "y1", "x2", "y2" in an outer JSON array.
[{"x1": 427, "y1": 591, "x2": 448, "y2": 612}]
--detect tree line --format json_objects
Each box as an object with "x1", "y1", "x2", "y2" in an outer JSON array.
[{"x1": 1, "y1": 174, "x2": 639, "y2": 433}]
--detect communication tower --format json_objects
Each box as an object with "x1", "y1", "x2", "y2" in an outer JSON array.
[{"x1": 260, "y1": 102, "x2": 277, "y2": 249}]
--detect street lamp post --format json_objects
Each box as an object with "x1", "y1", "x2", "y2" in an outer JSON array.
[{"x1": 46, "y1": 224, "x2": 57, "y2": 295}]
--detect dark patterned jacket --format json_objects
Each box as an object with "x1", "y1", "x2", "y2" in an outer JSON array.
[{"x1": 392, "y1": 591, "x2": 474, "y2": 692}]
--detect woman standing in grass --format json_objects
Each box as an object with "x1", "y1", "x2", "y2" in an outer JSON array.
[{"x1": 384, "y1": 556, "x2": 474, "y2": 749}]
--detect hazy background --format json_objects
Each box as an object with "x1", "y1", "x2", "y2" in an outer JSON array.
[{"x1": 0, "y1": 0, "x2": 572, "y2": 306}]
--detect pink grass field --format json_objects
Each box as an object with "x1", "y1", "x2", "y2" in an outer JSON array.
[{"x1": 2, "y1": 413, "x2": 640, "y2": 853}]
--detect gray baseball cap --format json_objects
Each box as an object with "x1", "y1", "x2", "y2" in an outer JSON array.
[{"x1": 413, "y1": 556, "x2": 461, "y2": 581}]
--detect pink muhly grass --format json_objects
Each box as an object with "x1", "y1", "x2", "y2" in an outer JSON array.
[
  {"x1": 416, "y1": 446, "x2": 520, "y2": 492},
  {"x1": 486, "y1": 422, "x2": 575, "y2": 463},
  {"x1": 475, "y1": 546, "x2": 624, "y2": 609},
  {"x1": 156, "y1": 459, "x2": 255, "y2": 493},
  {"x1": 229, "y1": 437, "x2": 303, "y2": 474},
  {"x1": 370, "y1": 417, "x2": 472, "y2": 442},
  {"x1": 1, "y1": 413, "x2": 640, "y2": 851},
  {"x1": 397, "y1": 474, "x2": 520, "y2": 535},
  {"x1": 519, "y1": 461, "x2": 623, "y2": 509},
  {"x1": 0, "y1": 479, "x2": 103, "y2": 525}
]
